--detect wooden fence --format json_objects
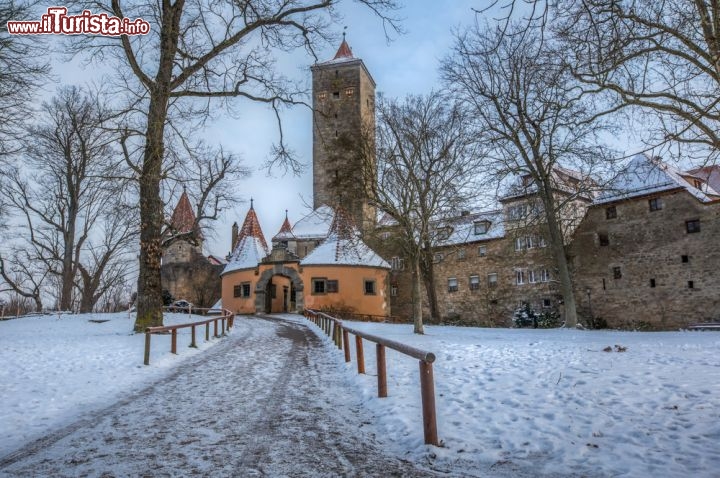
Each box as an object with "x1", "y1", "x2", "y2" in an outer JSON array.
[
  {"x1": 143, "y1": 308, "x2": 235, "y2": 365},
  {"x1": 304, "y1": 308, "x2": 439, "y2": 446}
]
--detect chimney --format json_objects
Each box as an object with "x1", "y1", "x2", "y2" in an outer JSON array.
[{"x1": 231, "y1": 221, "x2": 238, "y2": 251}]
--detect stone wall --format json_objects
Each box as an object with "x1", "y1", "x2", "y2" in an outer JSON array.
[{"x1": 570, "y1": 190, "x2": 720, "y2": 329}]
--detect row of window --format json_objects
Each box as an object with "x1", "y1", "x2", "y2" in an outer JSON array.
[
  {"x1": 514, "y1": 235, "x2": 547, "y2": 251},
  {"x1": 312, "y1": 277, "x2": 376, "y2": 296},
  {"x1": 605, "y1": 267, "x2": 696, "y2": 288},
  {"x1": 317, "y1": 87, "x2": 355, "y2": 101},
  {"x1": 598, "y1": 220, "x2": 701, "y2": 247},
  {"x1": 605, "y1": 197, "x2": 695, "y2": 219},
  {"x1": 445, "y1": 269, "x2": 552, "y2": 292}
]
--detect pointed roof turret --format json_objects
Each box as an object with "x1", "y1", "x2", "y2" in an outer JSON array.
[
  {"x1": 170, "y1": 190, "x2": 197, "y2": 234},
  {"x1": 272, "y1": 209, "x2": 295, "y2": 242},
  {"x1": 222, "y1": 201, "x2": 269, "y2": 274},
  {"x1": 333, "y1": 33, "x2": 353, "y2": 60},
  {"x1": 300, "y1": 207, "x2": 389, "y2": 268}
]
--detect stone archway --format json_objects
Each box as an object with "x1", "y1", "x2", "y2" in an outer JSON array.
[{"x1": 254, "y1": 265, "x2": 304, "y2": 314}]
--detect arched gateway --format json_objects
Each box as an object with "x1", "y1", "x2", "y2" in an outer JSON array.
[{"x1": 254, "y1": 265, "x2": 304, "y2": 314}]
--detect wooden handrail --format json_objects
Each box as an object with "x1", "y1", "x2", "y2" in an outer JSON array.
[
  {"x1": 144, "y1": 308, "x2": 235, "y2": 365},
  {"x1": 304, "y1": 308, "x2": 439, "y2": 446}
]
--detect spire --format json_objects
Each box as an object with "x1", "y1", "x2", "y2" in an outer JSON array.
[
  {"x1": 237, "y1": 202, "x2": 268, "y2": 252},
  {"x1": 272, "y1": 209, "x2": 295, "y2": 242},
  {"x1": 169, "y1": 190, "x2": 198, "y2": 235},
  {"x1": 333, "y1": 32, "x2": 353, "y2": 60}
]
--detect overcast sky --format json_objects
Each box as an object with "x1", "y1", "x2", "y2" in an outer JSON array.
[{"x1": 48, "y1": 1, "x2": 525, "y2": 257}]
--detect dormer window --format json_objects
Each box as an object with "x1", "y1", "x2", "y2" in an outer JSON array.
[
  {"x1": 474, "y1": 220, "x2": 490, "y2": 235},
  {"x1": 436, "y1": 226, "x2": 453, "y2": 241}
]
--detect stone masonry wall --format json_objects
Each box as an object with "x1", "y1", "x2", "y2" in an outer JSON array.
[{"x1": 570, "y1": 190, "x2": 720, "y2": 329}]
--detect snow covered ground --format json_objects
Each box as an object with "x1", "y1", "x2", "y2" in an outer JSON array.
[
  {"x1": 297, "y1": 315, "x2": 720, "y2": 477},
  {"x1": 1, "y1": 312, "x2": 719, "y2": 477},
  {"x1": 0, "y1": 311, "x2": 224, "y2": 456}
]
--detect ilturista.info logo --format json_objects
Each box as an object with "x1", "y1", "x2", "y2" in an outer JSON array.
[{"x1": 7, "y1": 7, "x2": 150, "y2": 35}]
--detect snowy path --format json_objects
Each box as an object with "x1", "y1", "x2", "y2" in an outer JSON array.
[{"x1": 0, "y1": 316, "x2": 442, "y2": 477}]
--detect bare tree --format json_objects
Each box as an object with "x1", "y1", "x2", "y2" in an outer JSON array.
[
  {"x1": 0, "y1": 1, "x2": 50, "y2": 157},
  {"x1": 442, "y1": 23, "x2": 615, "y2": 328},
  {"x1": 554, "y1": 0, "x2": 720, "y2": 164},
  {"x1": 1, "y1": 86, "x2": 136, "y2": 312},
  {"x1": 0, "y1": 248, "x2": 47, "y2": 312},
  {"x1": 70, "y1": 0, "x2": 399, "y2": 332},
  {"x1": 363, "y1": 92, "x2": 481, "y2": 334}
]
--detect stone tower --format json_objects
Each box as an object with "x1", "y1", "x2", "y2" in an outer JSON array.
[{"x1": 311, "y1": 36, "x2": 376, "y2": 231}]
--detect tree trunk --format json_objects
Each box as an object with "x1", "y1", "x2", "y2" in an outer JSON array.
[
  {"x1": 133, "y1": 92, "x2": 168, "y2": 332},
  {"x1": 541, "y1": 188, "x2": 578, "y2": 328},
  {"x1": 412, "y1": 254, "x2": 424, "y2": 334},
  {"x1": 420, "y1": 247, "x2": 440, "y2": 324}
]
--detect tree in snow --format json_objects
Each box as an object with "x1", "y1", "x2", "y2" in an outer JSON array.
[
  {"x1": 442, "y1": 23, "x2": 616, "y2": 328},
  {"x1": 362, "y1": 92, "x2": 482, "y2": 334},
  {"x1": 69, "y1": 0, "x2": 400, "y2": 332},
  {"x1": 1, "y1": 86, "x2": 136, "y2": 313}
]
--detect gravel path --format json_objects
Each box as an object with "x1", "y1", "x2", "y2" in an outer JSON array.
[{"x1": 0, "y1": 316, "x2": 443, "y2": 477}]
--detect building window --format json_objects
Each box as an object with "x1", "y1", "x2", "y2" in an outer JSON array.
[
  {"x1": 515, "y1": 270, "x2": 526, "y2": 285},
  {"x1": 537, "y1": 236, "x2": 547, "y2": 248},
  {"x1": 233, "y1": 285, "x2": 242, "y2": 298},
  {"x1": 241, "y1": 283, "x2": 251, "y2": 298},
  {"x1": 326, "y1": 280, "x2": 339, "y2": 293},
  {"x1": 312, "y1": 278, "x2": 326, "y2": 295},
  {"x1": 457, "y1": 249, "x2": 466, "y2": 261},
  {"x1": 474, "y1": 221, "x2": 490, "y2": 235},
  {"x1": 606, "y1": 206, "x2": 617, "y2": 219},
  {"x1": 507, "y1": 204, "x2": 528, "y2": 220},
  {"x1": 488, "y1": 273, "x2": 498, "y2": 287},
  {"x1": 391, "y1": 285, "x2": 398, "y2": 297},
  {"x1": 434, "y1": 253, "x2": 444, "y2": 263},
  {"x1": 478, "y1": 246, "x2": 487, "y2": 257},
  {"x1": 448, "y1": 277, "x2": 459, "y2": 292},
  {"x1": 318, "y1": 92, "x2": 327, "y2": 101},
  {"x1": 364, "y1": 280, "x2": 376, "y2": 295},
  {"x1": 688, "y1": 280, "x2": 695, "y2": 289},
  {"x1": 436, "y1": 226, "x2": 452, "y2": 241},
  {"x1": 345, "y1": 87, "x2": 354, "y2": 97},
  {"x1": 542, "y1": 298, "x2": 552, "y2": 308},
  {"x1": 613, "y1": 267, "x2": 622, "y2": 279},
  {"x1": 332, "y1": 91, "x2": 340, "y2": 99},
  {"x1": 682, "y1": 255, "x2": 689, "y2": 263},
  {"x1": 515, "y1": 237, "x2": 526, "y2": 251},
  {"x1": 381, "y1": 232, "x2": 390, "y2": 240},
  {"x1": 686, "y1": 219, "x2": 700, "y2": 233},
  {"x1": 649, "y1": 198, "x2": 663, "y2": 211},
  {"x1": 390, "y1": 256, "x2": 405, "y2": 271},
  {"x1": 650, "y1": 278, "x2": 656, "y2": 288},
  {"x1": 528, "y1": 270, "x2": 538, "y2": 283},
  {"x1": 598, "y1": 233, "x2": 610, "y2": 247},
  {"x1": 541, "y1": 269, "x2": 550, "y2": 282},
  {"x1": 469, "y1": 275, "x2": 480, "y2": 291}
]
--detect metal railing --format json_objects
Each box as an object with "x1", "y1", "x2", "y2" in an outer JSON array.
[
  {"x1": 143, "y1": 308, "x2": 235, "y2": 365},
  {"x1": 304, "y1": 309, "x2": 439, "y2": 446}
]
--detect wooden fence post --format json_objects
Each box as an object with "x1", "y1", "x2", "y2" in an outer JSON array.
[
  {"x1": 419, "y1": 361, "x2": 439, "y2": 446},
  {"x1": 356, "y1": 335, "x2": 365, "y2": 374},
  {"x1": 343, "y1": 329, "x2": 351, "y2": 362},
  {"x1": 205, "y1": 322, "x2": 210, "y2": 341},
  {"x1": 171, "y1": 329, "x2": 177, "y2": 354},
  {"x1": 214, "y1": 319, "x2": 218, "y2": 338},
  {"x1": 144, "y1": 332, "x2": 151, "y2": 365},
  {"x1": 221, "y1": 317, "x2": 226, "y2": 335},
  {"x1": 377, "y1": 344, "x2": 387, "y2": 398},
  {"x1": 190, "y1": 325, "x2": 197, "y2": 348}
]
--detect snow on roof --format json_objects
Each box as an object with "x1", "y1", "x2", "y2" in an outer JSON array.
[
  {"x1": 272, "y1": 211, "x2": 295, "y2": 242},
  {"x1": 207, "y1": 255, "x2": 227, "y2": 266},
  {"x1": 501, "y1": 167, "x2": 593, "y2": 202},
  {"x1": 222, "y1": 203, "x2": 269, "y2": 274},
  {"x1": 596, "y1": 154, "x2": 720, "y2": 204},
  {"x1": 291, "y1": 205, "x2": 334, "y2": 240},
  {"x1": 435, "y1": 210, "x2": 506, "y2": 247},
  {"x1": 301, "y1": 208, "x2": 389, "y2": 268}
]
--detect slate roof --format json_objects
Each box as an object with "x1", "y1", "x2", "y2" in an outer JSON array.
[{"x1": 596, "y1": 154, "x2": 720, "y2": 204}]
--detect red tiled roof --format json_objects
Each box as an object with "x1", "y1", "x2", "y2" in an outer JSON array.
[
  {"x1": 333, "y1": 38, "x2": 353, "y2": 60},
  {"x1": 272, "y1": 210, "x2": 295, "y2": 241},
  {"x1": 169, "y1": 191, "x2": 200, "y2": 237},
  {"x1": 238, "y1": 203, "x2": 268, "y2": 252}
]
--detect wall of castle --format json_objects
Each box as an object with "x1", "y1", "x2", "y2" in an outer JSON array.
[{"x1": 570, "y1": 190, "x2": 720, "y2": 329}]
